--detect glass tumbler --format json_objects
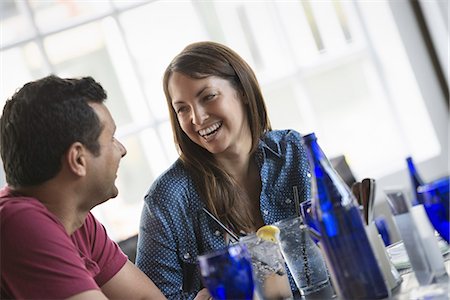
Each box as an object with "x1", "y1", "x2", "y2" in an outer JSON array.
[
  {"x1": 274, "y1": 216, "x2": 331, "y2": 296},
  {"x1": 300, "y1": 200, "x2": 321, "y2": 243},
  {"x1": 240, "y1": 233, "x2": 293, "y2": 300},
  {"x1": 198, "y1": 244, "x2": 255, "y2": 300}
]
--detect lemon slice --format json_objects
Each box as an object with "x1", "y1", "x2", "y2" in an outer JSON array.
[{"x1": 256, "y1": 225, "x2": 280, "y2": 243}]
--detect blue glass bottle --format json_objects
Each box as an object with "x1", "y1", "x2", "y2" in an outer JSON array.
[
  {"x1": 406, "y1": 156, "x2": 425, "y2": 205},
  {"x1": 302, "y1": 133, "x2": 388, "y2": 299}
]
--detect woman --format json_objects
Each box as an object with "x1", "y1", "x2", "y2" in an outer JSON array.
[{"x1": 136, "y1": 41, "x2": 311, "y2": 299}]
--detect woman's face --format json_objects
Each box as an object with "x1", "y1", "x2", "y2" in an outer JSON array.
[{"x1": 168, "y1": 72, "x2": 251, "y2": 157}]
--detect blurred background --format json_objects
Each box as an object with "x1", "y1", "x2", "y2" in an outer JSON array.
[{"x1": 0, "y1": 0, "x2": 448, "y2": 243}]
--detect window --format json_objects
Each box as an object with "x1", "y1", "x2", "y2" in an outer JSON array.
[{"x1": 1, "y1": 0, "x2": 447, "y2": 241}]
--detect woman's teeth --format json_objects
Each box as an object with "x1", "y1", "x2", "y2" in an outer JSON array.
[{"x1": 199, "y1": 122, "x2": 222, "y2": 137}]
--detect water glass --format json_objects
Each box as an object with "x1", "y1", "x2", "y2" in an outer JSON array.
[
  {"x1": 240, "y1": 234, "x2": 293, "y2": 300},
  {"x1": 300, "y1": 200, "x2": 319, "y2": 232},
  {"x1": 274, "y1": 216, "x2": 331, "y2": 296},
  {"x1": 198, "y1": 244, "x2": 255, "y2": 300},
  {"x1": 417, "y1": 176, "x2": 450, "y2": 243}
]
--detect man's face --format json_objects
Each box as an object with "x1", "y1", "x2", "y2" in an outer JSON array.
[{"x1": 86, "y1": 103, "x2": 127, "y2": 204}]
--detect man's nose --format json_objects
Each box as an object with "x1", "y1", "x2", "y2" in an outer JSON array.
[{"x1": 118, "y1": 140, "x2": 127, "y2": 157}]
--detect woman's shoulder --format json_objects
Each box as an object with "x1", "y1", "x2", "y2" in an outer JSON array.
[
  {"x1": 262, "y1": 129, "x2": 303, "y2": 145},
  {"x1": 144, "y1": 159, "x2": 197, "y2": 205}
]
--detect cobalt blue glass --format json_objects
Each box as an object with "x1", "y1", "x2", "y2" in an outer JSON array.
[
  {"x1": 406, "y1": 156, "x2": 425, "y2": 205},
  {"x1": 198, "y1": 244, "x2": 255, "y2": 300},
  {"x1": 417, "y1": 176, "x2": 450, "y2": 244},
  {"x1": 374, "y1": 216, "x2": 391, "y2": 246},
  {"x1": 302, "y1": 133, "x2": 388, "y2": 299}
]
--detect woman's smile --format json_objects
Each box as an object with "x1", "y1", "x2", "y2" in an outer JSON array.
[{"x1": 198, "y1": 121, "x2": 223, "y2": 140}]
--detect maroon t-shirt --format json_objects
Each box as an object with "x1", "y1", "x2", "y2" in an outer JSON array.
[{"x1": 0, "y1": 186, "x2": 127, "y2": 299}]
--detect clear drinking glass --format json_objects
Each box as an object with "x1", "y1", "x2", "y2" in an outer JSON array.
[
  {"x1": 239, "y1": 234, "x2": 293, "y2": 300},
  {"x1": 198, "y1": 244, "x2": 255, "y2": 300},
  {"x1": 273, "y1": 216, "x2": 331, "y2": 296},
  {"x1": 299, "y1": 200, "x2": 321, "y2": 243}
]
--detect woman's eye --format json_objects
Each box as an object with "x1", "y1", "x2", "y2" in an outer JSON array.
[{"x1": 205, "y1": 93, "x2": 216, "y2": 101}]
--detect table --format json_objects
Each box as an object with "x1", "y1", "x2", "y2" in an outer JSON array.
[
  {"x1": 391, "y1": 257, "x2": 450, "y2": 299},
  {"x1": 299, "y1": 256, "x2": 450, "y2": 299}
]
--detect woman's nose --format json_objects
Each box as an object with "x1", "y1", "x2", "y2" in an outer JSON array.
[{"x1": 191, "y1": 106, "x2": 209, "y2": 125}]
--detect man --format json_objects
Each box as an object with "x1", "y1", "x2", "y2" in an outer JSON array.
[{"x1": 0, "y1": 75, "x2": 166, "y2": 299}]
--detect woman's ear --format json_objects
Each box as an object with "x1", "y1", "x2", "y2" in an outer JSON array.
[
  {"x1": 65, "y1": 142, "x2": 87, "y2": 177},
  {"x1": 241, "y1": 92, "x2": 249, "y2": 105}
]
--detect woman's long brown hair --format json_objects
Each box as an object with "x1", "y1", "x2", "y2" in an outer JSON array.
[{"x1": 163, "y1": 41, "x2": 271, "y2": 233}]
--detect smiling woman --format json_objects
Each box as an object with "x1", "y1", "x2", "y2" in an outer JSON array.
[{"x1": 136, "y1": 41, "x2": 311, "y2": 299}]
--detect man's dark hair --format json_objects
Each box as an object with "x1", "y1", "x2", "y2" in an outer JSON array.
[{"x1": 0, "y1": 75, "x2": 107, "y2": 187}]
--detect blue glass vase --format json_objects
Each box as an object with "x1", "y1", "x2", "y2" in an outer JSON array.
[
  {"x1": 302, "y1": 133, "x2": 388, "y2": 299},
  {"x1": 406, "y1": 156, "x2": 425, "y2": 205}
]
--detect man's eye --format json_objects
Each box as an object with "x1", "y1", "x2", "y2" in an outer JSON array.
[{"x1": 177, "y1": 106, "x2": 188, "y2": 114}]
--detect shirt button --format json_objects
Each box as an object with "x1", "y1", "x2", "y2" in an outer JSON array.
[
  {"x1": 183, "y1": 253, "x2": 190, "y2": 259},
  {"x1": 307, "y1": 172, "x2": 312, "y2": 178},
  {"x1": 285, "y1": 198, "x2": 292, "y2": 204},
  {"x1": 214, "y1": 230, "x2": 221, "y2": 236},
  {"x1": 263, "y1": 209, "x2": 268, "y2": 215}
]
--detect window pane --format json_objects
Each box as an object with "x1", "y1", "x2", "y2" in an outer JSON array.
[
  {"x1": 0, "y1": 0, "x2": 35, "y2": 47},
  {"x1": 120, "y1": 1, "x2": 209, "y2": 120},
  {"x1": 112, "y1": 0, "x2": 152, "y2": 10},
  {"x1": 357, "y1": 0, "x2": 440, "y2": 174},
  {"x1": 0, "y1": 43, "x2": 48, "y2": 109},
  {"x1": 30, "y1": 0, "x2": 112, "y2": 33},
  {"x1": 42, "y1": 21, "x2": 153, "y2": 128}
]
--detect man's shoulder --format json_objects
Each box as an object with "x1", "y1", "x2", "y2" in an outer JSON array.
[{"x1": 0, "y1": 192, "x2": 49, "y2": 222}]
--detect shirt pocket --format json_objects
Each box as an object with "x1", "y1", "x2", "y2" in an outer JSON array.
[
  {"x1": 179, "y1": 250, "x2": 202, "y2": 293},
  {"x1": 264, "y1": 189, "x2": 296, "y2": 220}
]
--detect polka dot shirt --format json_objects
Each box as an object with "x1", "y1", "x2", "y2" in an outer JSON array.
[{"x1": 136, "y1": 129, "x2": 311, "y2": 299}]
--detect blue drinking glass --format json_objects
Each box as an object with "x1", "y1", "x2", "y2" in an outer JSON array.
[
  {"x1": 417, "y1": 176, "x2": 450, "y2": 243},
  {"x1": 374, "y1": 216, "x2": 391, "y2": 246},
  {"x1": 198, "y1": 244, "x2": 255, "y2": 300}
]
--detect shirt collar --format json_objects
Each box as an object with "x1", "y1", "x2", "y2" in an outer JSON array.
[
  {"x1": 0, "y1": 185, "x2": 11, "y2": 198},
  {"x1": 257, "y1": 138, "x2": 283, "y2": 159}
]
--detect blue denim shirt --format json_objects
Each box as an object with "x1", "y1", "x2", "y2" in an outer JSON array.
[{"x1": 136, "y1": 129, "x2": 311, "y2": 299}]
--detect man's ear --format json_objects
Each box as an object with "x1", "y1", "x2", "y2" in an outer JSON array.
[{"x1": 65, "y1": 142, "x2": 87, "y2": 177}]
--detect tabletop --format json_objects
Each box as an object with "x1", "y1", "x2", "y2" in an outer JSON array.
[{"x1": 298, "y1": 255, "x2": 450, "y2": 300}]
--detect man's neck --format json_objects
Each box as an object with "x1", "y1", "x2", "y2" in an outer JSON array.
[{"x1": 13, "y1": 183, "x2": 89, "y2": 235}]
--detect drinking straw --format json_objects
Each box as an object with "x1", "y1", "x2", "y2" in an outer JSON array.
[
  {"x1": 293, "y1": 186, "x2": 301, "y2": 217},
  {"x1": 202, "y1": 207, "x2": 240, "y2": 242}
]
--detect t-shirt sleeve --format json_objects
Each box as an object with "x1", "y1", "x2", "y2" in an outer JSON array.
[
  {"x1": 80, "y1": 213, "x2": 127, "y2": 286},
  {"x1": 1, "y1": 204, "x2": 99, "y2": 299}
]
